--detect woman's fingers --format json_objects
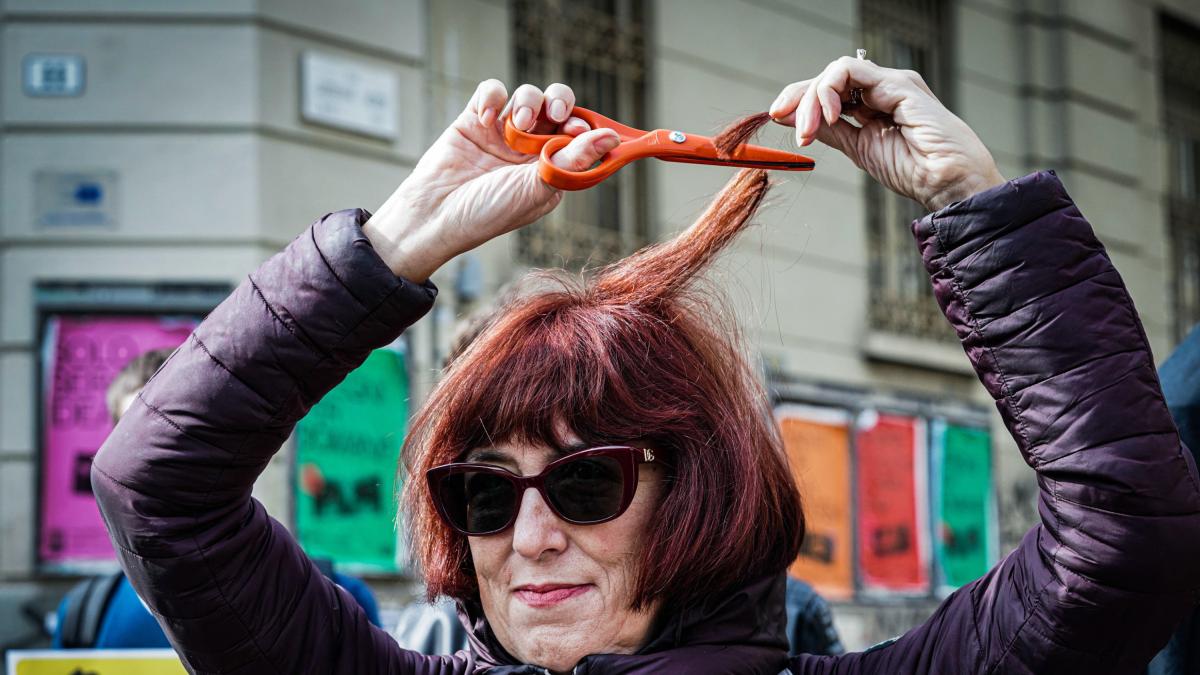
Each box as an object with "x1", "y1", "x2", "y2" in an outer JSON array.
[
  {"x1": 502, "y1": 82, "x2": 582, "y2": 133},
  {"x1": 507, "y1": 83, "x2": 547, "y2": 131},
  {"x1": 561, "y1": 116, "x2": 592, "y2": 136},
  {"x1": 902, "y1": 69, "x2": 936, "y2": 98},
  {"x1": 529, "y1": 83, "x2": 583, "y2": 135},
  {"x1": 787, "y1": 56, "x2": 930, "y2": 143},
  {"x1": 795, "y1": 78, "x2": 823, "y2": 146},
  {"x1": 469, "y1": 79, "x2": 509, "y2": 127},
  {"x1": 769, "y1": 79, "x2": 811, "y2": 122},
  {"x1": 823, "y1": 57, "x2": 922, "y2": 118},
  {"x1": 815, "y1": 66, "x2": 849, "y2": 126},
  {"x1": 542, "y1": 82, "x2": 576, "y2": 124},
  {"x1": 545, "y1": 128, "x2": 620, "y2": 173}
]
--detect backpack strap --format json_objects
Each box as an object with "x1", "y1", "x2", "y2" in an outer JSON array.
[
  {"x1": 60, "y1": 571, "x2": 124, "y2": 648},
  {"x1": 59, "y1": 578, "x2": 92, "y2": 648}
]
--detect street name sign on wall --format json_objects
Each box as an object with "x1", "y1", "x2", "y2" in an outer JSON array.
[{"x1": 300, "y1": 51, "x2": 399, "y2": 140}]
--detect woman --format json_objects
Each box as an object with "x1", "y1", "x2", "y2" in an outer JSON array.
[{"x1": 92, "y1": 57, "x2": 1200, "y2": 674}]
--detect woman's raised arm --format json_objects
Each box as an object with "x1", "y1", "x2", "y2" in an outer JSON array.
[
  {"x1": 91, "y1": 211, "x2": 453, "y2": 673},
  {"x1": 781, "y1": 60, "x2": 1200, "y2": 674},
  {"x1": 90, "y1": 81, "x2": 609, "y2": 674}
]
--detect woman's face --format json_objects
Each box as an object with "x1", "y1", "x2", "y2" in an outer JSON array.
[{"x1": 467, "y1": 435, "x2": 665, "y2": 673}]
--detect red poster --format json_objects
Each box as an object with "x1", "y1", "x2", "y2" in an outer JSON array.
[
  {"x1": 854, "y1": 411, "x2": 929, "y2": 594},
  {"x1": 40, "y1": 315, "x2": 195, "y2": 569}
]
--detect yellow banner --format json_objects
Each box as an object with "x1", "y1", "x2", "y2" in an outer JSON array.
[
  {"x1": 776, "y1": 405, "x2": 854, "y2": 600},
  {"x1": 8, "y1": 649, "x2": 186, "y2": 675}
]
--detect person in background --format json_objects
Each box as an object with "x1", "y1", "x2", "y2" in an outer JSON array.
[
  {"x1": 53, "y1": 348, "x2": 381, "y2": 649},
  {"x1": 1147, "y1": 322, "x2": 1200, "y2": 675},
  {"x1": 785, "y1": 577, "x2": 844, "y2": 657}
]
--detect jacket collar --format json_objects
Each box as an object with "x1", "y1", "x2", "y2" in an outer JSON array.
[{"x1": 458, "y1": 573, "x2": 790, "y2": 674}]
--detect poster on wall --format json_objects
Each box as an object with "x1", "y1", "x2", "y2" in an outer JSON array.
[
  {"x1": 776, "y1": 404, "x2": 855, "y2": 600},
  {"x1": 854, "y1": 411, "x2": 930, "y2": 594},
  {"x1": 39, "y1": 315, "x2": 196, "y2": 570},
  {"x1": 930, "y1": 420, "x2": 996, "y2": 591},
  {"x1": 7, "y1": 649, "x2": 185, "y2": 675},
  {"x1": 295, "y1": 346, "x2": 409, "y2": 573}
]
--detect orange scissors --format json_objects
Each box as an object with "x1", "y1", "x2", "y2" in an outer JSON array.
[{"x1": 504, "y1": 107, "x2": 816, "y2": 191}]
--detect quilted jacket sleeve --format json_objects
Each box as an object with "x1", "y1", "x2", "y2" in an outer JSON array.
[
  {"x1": 790, "y1": 171, "x2": 1200, "y2": 675},
  {"x1": 91, "y1": 209, "x2": 474, "y2": 675}
]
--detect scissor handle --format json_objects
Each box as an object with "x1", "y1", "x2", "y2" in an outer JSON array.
[
  {"x1": 538, "y1": 135, "x2": 668, "y2": 190},
  {"x1": 503, "y1": 107, "x2": 646, "y2": 151},
  {"x1": 504, "y1": 107, "x2": 655, "y2": 191}
]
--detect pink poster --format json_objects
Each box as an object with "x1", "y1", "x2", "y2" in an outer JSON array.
[{"x1": 40, "y1": 315, "x2": 195, "y2": 568}]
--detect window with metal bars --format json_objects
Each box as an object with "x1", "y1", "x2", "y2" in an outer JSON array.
[
  {"x1": 860, "y1": 0, "x2": 954, "y2": 342},
  {"x1": 512, "y1": 0, "x2": 648, "y2": 268},
  {"x1": 1163, "y1": 15, "x2": 1200, "y2": 341}
]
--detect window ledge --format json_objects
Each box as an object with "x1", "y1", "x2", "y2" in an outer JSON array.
[{"x1": 862, "y1": 330, "x2": 975, "y2": 376}]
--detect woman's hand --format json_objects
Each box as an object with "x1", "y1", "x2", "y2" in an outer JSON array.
[
  {"x1": 769, "y1": 57, "x2": 1006, "y2": 212},
  {"x1": 364, "y1": 80, "x2": 621, "y2": 282}
]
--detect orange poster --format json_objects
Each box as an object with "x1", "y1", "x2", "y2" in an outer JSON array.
[{"x1": 776, "y1": 405, "x2": 854, "y2": 600}]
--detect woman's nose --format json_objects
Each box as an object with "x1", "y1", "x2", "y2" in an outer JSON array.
[{"x1": 510, "y1": 487, "x2": 568, "y2": 560}]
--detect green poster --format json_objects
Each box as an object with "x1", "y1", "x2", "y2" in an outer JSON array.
[
  {"x1": 932, "y1": 421, "x2": 994, "y2": 589},
  {"x1": 295, "y1": 348, "x2": 408, "y2": 573}
]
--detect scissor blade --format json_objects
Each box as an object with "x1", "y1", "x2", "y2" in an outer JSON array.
[{"x1": 661, "y1": 155, "x2": 815, "y2": 170}]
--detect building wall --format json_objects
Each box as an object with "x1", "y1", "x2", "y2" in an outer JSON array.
[
  {"x1": 2, "y1": 0, "x2": 1198, "y2": 656},
  {"x1": 0, "y1": 0, "x2": 428, "y2": 650}
]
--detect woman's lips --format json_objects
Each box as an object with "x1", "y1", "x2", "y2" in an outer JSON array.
[{"x1": 513, "y1": 583, "x2": 591, "y2": 608}]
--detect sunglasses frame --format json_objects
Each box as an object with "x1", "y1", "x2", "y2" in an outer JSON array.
[{"x1": 426, "y1": 445, "x2": 658, "y2": 536}]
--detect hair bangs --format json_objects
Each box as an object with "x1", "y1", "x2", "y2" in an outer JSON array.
[{"x1": 444, "y1": 290, "x2": 691, "y2": 458}]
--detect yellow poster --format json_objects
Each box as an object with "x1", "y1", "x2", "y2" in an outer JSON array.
[
  {"x1": 7, "y1": 649, "x2": 186, "y2": 675},
  {"x1": 776, "y1": 405, "x2": 854, "y2": 600}
]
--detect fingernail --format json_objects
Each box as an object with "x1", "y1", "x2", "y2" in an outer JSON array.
[
  {"x1": 480, "y1": 107, "x2": 496, "y2": 126},
  {"x1": 593, "y1": 133, "x2": 620, "y2": 154},
  {"x1": 549, "y1": 99, "x2": 567, "y2": 122},
  {"x1": 769, "y1": 94, "x2": 786, "y2": 116},
  {"x1": 514, "y1": 106, "x2": 534, "y2": 130}
]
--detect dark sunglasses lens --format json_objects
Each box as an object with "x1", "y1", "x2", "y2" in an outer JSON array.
[
  {"x1": 439, "y1": 471, "x2": 517, "y2": 534},
  {"x1": 545, "y1": 455, "x2": 626, "y2": 523}
]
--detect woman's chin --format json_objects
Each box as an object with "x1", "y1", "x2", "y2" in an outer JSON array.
[
  {"x1": 506, "y1": 599, "x2": 609, "y2": 669},
  {"x1": 514, "y1": 636, "x2": 593, "y2": 674}
]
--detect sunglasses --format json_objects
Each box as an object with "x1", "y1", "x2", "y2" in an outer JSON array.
[{"x1": 426, "y1": 445, "x2": 658, "y2": 536}]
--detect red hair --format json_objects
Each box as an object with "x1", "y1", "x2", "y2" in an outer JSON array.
[{"x1": 402, "y1": 163, "x2": 804, "y2": 611}]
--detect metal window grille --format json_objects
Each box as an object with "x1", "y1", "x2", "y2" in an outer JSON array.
[
  {"x1": 1163, "y1": 16, "x2": 1200, "y2": 341},
  {"x1": 860, "y1": 0, "x2": 954, "y2": 341},
  {"x1": 512, "y1": 0, "x2": 648, "y2": 268}
]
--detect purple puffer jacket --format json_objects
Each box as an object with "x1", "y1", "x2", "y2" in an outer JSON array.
[{"x1": 93, "y1": 171, "x2": 1200, "y2": 674}]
